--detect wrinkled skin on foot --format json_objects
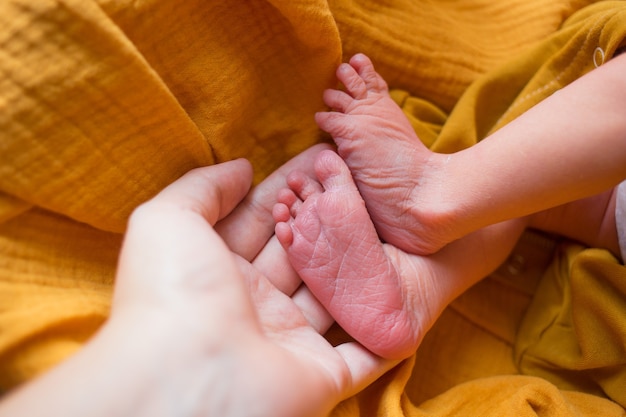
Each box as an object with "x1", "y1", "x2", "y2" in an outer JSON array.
[
  {"x1": 315, "y1": 53, "x2": 453, "y2": 255},
  {"x1": 273, "y1": 150, "x2": 446, "y2": 360}
]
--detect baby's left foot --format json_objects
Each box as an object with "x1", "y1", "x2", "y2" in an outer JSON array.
[{"x1": 273, "y1": 150, "x2": 442, "y2": 359}]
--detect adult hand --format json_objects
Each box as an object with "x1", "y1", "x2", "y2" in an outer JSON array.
[{"x1": 0, "y1": 144, "x2": 395, "y2": 417}]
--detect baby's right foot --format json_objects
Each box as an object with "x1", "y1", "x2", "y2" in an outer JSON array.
[
  {"x1": 315, "y1": 54, "x2": 451, "y2": 255},
  {"x1": 273, "y1": 150, "x2": 445, "y2": 359}
]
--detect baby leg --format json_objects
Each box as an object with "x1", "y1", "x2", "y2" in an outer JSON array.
[{"x1": 273, "y1": 150, "x2": 435, "y2": 359}]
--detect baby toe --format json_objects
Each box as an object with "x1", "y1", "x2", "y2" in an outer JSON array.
[
  {"x1": 314, "y1": 150, "x2": 358, "y2": 193},
  {"x1": 349, "y1": 53, "x2": 388, "y2": 94},
  {"x1": 322, "y1": 89, "x2": 354, "y2": 113},
  {"x1": 286, "y1": 170, "x2": 324, "y2": 200},
  {"x1": 274, "y1": 221, "x2": 294, "y2": 247},
  {"x1": 272, "y1": 202, "x2": 291, "y2": 223},
  {"x1": 336, "y1": 62, "x2": 368, "y2": 99}
]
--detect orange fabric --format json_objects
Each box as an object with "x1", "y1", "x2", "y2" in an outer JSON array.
[{"x1": 516, "y1": 244, "x2": 626, "y2": 408}]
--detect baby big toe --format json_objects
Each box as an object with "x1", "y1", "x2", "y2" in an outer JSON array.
[
  {"x1": 314, "y1": 151, "x2": 358, "y2": 193},
  {"x1": 336, "y1": 62, "x2": 368, "y2": 99},
  {"x1": 349, "y1": 53, "x2": 388, "y2": 94},
  {"x1": 286, "y1": 170, "x2": 324, "y2": 201}
]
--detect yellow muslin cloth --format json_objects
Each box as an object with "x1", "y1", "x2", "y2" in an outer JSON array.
[{"x1": 1, "y1": 0, "x2": 626, "y2": 415}]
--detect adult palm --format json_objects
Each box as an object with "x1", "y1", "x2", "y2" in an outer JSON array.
[{"x1": 0, "y1": 144, "x2": 394, "y2": 417}]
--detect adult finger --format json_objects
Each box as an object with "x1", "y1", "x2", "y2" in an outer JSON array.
[
  {"x1": 115, "y1": 159, "x2": 257, "y2": 321},
  {"x1": 145, "y1": 158, "x2": 254, "y2": 226},
  {"x1": 234, "y1": 252, "x2": 335, "y2": 334},
  {"x1": 238, "y1": 242, "x2": 335, "y2": 335},
  {"x1": 334, "y1": 343, "x2": 398, "y2": 399},
  {"x1": 291, "y1": 285, "x2": 335, "y2": 334},
  {"x1": 251, "y1": 235, "x2": 302, "y2": 295}
]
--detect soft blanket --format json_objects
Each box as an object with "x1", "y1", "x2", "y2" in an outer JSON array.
[{"x1": 1, "y1": 0, "x2": 626, "y2": 415}]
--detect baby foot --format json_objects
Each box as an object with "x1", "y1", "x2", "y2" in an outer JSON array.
[
  {"x1": 315, "y1": 53, "x2": 449, "y2": 255},
  {"x1": 273, "y1": 150, "x2": 441, "y2": 359}
]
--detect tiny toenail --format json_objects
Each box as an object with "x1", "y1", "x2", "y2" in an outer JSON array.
[{"x1": 338, "y1": 63, "x2": 352, "y2": 73}]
